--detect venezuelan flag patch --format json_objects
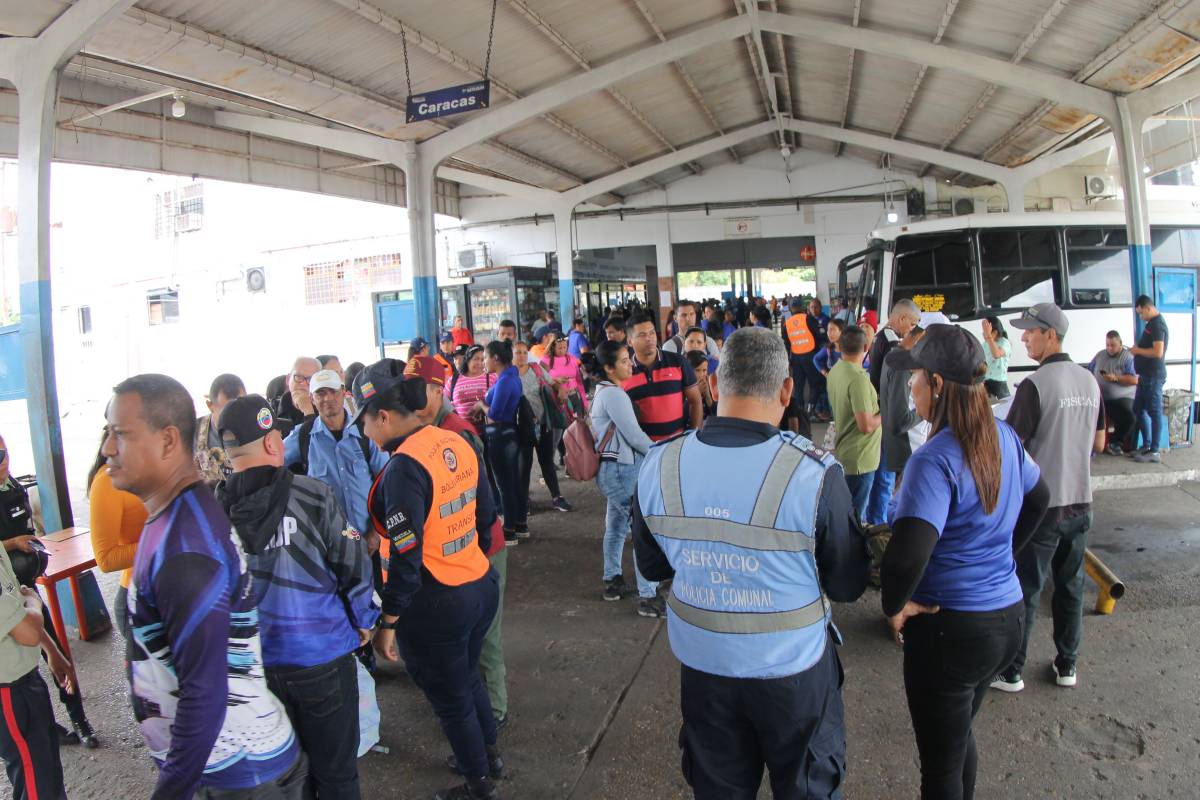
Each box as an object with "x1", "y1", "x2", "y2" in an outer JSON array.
[{"x1": 391, "y1": 531, "x2": 417, "y2": 554}]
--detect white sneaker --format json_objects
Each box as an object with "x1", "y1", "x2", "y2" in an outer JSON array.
[
  {"x1": 1052, "y1": 660, "x2": 1077, "y2": 687},
  {"x1": 989, "y1": 669, "x2": 1024, "y2": 693}
]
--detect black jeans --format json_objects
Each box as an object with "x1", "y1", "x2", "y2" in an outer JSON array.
[
  {"x1": 266, "y1": 652, "x2": 360, "y2": 799},
  {"x1": 0, "y1": 668, "x2": 65, "y2": 800},
  {"x1": 679, "y1": 641, "x2": 846, "y2": 799},
  {"x1": 1102, "y1": 396, "x2": 1136, "y2": 449},
  {"x1": 983, "y1": 379, "x2": 1010, "y2": 400},
  {"x1": 1010, "y1": 511, "x2": 1091, "y2": 673},
  {"x1": 396, "y1": 572, "x2": 500, "y2": 780},
  {"x1": 522, "y1": 424, "x2": 562, "y2": 499},
  {"x1": 486, "y1": 423, "x2": 529, "y2": 528},
  {"x1": 902, "y1": 602, "x2": 1024, "y2": 800},
  {"x1": 789, "y1": 354, "x2": 820, "y2": 408}
]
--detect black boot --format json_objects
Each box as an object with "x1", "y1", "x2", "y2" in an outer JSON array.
[
  {"x1": 445, "y1": 744, "x2": 505, "y2": 779},
  {"x1": 433, "y1": 775, "x2": 500, "y2": 800},
  {"x1": 70, "y1": 717, "x2": 100, "y2": 749}
]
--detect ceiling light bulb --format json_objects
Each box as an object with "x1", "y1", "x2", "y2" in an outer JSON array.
[
  {"x1": 780, "y1": 145, "x2": 792, "y2": 159},
  {"x1": 1142, "y1": 163, "x2": 1152, "y2": 175},
  {"x1": 886, "y1": 210, "x2": 899, "y2": 224},
  {"x1": 171, "y1": 96, "x2": 186, "y2": 118}
]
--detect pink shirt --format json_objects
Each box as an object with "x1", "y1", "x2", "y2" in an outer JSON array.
[
  {"x1": 444, "y1": 372, "x2": 493, "y2": 432},
  {"x1": 542, "y1": 354, "x2": 587, "y2": 410}
]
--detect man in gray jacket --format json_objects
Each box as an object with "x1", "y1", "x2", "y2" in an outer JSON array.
[{"x1": 994, "y1": 303, "x2": 1104, "y2": 693}]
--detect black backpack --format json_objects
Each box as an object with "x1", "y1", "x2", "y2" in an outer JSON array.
[{"x1": 291, "y1": 417, "x2": 377, "y2": 478}]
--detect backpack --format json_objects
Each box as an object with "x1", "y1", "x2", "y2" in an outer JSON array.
[
  {"x1": 563, "y1": 418, "x2": 616, "y2": 482},
  {"x1": 292, "y1": 417, "x2": 376, "y2": 477}
]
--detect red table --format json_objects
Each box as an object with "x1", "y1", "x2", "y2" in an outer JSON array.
[{"x1": 35, "y1": 527, "x2": 96, "y2": 662}]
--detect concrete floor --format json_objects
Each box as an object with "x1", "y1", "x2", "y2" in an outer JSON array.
[{"x1": 16, "y1": 457, "x2": 1199, "y2": 800}]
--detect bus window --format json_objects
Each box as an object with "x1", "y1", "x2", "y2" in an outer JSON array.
[
  {"x1": 979, "y1": 228, "x2": 1061, "y2": 309},
  {"x1": 893, "y1": 232, "x2": 975, "y2": 319},
  {"x1": 1066, "y1": 227, "x2": 1132, "y2": 306}
]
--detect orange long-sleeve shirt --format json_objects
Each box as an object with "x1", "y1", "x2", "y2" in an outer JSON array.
[{"x1": 88, "y1": 468, "x2": 148, "y2": 588}]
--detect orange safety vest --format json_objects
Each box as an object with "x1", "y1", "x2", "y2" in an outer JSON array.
[
  {"x1": 785, "y1": 314, "x2": 816, "y2": 355},
  {"x1": 434, "y1": 352, "x2": 455, "y2": 383},
  {"x1": 368, "y1": 425, "x2": 490, "y2": 587}
]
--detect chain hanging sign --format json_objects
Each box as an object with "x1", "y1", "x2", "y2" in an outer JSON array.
[{"x1": 402, "y1": 0, "x2": 497, "y2": 124}]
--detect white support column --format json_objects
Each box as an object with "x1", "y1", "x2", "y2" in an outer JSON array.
[
  {"x1": 12, "y1": 64, "x2": 72, "y2": 531},
  {"x1": 553, "y1": 206, "x2": 576, "y2": 323},
  {"x1": 1001, "y1": 178, "x2": 1026, "y2": 212},
  {"x1": 405, "y1": 143, "x2": 440, "y2": 344},
  {"x1": 1110, "y1": 98, "x2": 1153, "y2": 321},
  {"x1": 654, "y1": 226, "x2": 676, "y2": 333},
  {"x1": 0, "y1": 0, "x2": 138, "y2": 530}
]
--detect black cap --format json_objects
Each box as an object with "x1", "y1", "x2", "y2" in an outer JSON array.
[
  {"x1": 885, "y1": 323, "x2": 986, "y2": 385},
  {"x1": 217, "y1": 394, "x2": 289, "y2": 448},
  {"x1": 350, "y1": 358, "x2": 412, "y2": 424}
]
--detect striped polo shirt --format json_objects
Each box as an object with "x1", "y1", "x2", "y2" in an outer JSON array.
[{"x1": 622, "y1": 348, "x2": 697, "y2": 441}]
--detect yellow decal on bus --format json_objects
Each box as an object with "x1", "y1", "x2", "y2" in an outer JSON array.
[{"x1": 912, "y1": 293, "x2": 946, "y2": 312}]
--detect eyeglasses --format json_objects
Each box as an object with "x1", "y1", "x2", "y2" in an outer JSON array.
[
  {"x1": 292, "y1": 373, "x2": 315, "y2": 384},
  {"x1": 0, "y1": 448, "x2": 6, "y2": 463}
]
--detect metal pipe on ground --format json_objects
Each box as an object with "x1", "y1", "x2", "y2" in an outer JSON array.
[{"x1": 1084, "y1": 548, "x2": 1126, "y2": 615}]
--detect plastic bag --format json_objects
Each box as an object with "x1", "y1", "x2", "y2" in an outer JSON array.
[{"x1": 356, "y1": 658, "x2": 380, "y2": 757}]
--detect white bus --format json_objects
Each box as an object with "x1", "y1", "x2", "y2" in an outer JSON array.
[{"x1": 837, "y1": 211, "x2": 1200, "y2": 392}]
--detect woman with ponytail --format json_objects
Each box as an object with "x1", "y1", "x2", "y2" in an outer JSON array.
[{"x1": 880, "y1": 324, "x2": 1050, "y2": 800}]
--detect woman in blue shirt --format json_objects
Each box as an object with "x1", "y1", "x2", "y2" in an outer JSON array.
[
  {"x1": 478, "y1": 340, "x2": 531, "y2": 543},
  {"x1": 881, "y1": 325, "x2": 1050, "y2": 800}
]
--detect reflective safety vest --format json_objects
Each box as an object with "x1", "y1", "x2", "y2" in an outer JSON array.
[
  {"x1": 369, "y1": 425, "x2": 490, "y2": 587},
  {"x1": 638, "y1": 431, "x2": 835, "y2": 678},
  {"x1": 785, "y1": 314, "x2": 816, "y2": 355}
]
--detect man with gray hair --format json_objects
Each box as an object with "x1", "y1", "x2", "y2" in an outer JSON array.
[
  {"x1": 868, "y1": 298, "x2": 921, "y2": 391},
  {"x1": 632, "y1": 326, "x2": 869, "y2": 798},
  {"x1": 275, "y1": 356, "x2": 321, "y2": 427}
]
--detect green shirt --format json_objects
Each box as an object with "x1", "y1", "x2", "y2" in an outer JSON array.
[
  {"x1": 985, "y1": 336, "x2": 1011, "y2": 382},
  {"x1": 827, "y1": 358, "x2": 882, "y2": 475},
  {"x1": 0, "y1": 547, "x2": 39, "y2": 683}
]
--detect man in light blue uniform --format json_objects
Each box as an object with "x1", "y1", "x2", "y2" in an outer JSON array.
[
  {"x1": 633, "y1": 327, "x2": 869, "y2": 800},
  {"x1": 284, "y1": 368, "x2": 389, "y2": 537}
]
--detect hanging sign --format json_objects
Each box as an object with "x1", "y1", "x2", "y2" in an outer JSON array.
[
  {"x1": 406, "y1": 81, "x2": 491, "y2": 123},
  {"x1": 799, "y1": 245, "x2": 817, "y2": 263},
  {"x1": 723, "y1": 216, "x2": 761, "y2": 239}
]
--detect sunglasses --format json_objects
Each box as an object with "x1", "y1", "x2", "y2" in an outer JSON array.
[{"x1": 1017, "y1": 308, "x2": 1056, "y2": 330}]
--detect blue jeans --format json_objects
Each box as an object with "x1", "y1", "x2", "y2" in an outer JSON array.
[
  {"x1": 1132, "y1": 375, "x2": 1165, "y2": 452},
  {"x1": 596, "y1": 457, "x2": 657, "y2": 599},
  {"x1": 867, "y1": 466, "x2": 895, "y2": 526},
  {"x1": 844, "y1": 471, "x2": 875, "y2": 524}
]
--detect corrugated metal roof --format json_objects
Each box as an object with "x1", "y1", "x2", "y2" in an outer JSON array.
[{"x1": 6, "y1": 0, "x2": 1200, "y2": 201}]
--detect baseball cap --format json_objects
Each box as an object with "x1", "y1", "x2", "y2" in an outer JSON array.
[
  {"x1": 218, "y1": 394, "x2": 289, "y2": 448},
  {"x1": 404, "y1": 355, "x2": 446, "y2": 387},
  {"x1": 309, "y1": 369, "x2": 343, "y2": 393},
  {"x1": 350, "y1": 358, "x2": 419, "y2": 423},
  {"x1": 1009, "y1": 302, "x2": 1068, "y2": 337},
  {"x1": 885, "y1": 323, "x2": 986, "y2": 386},
  {"x1": 439, "y1": 331, "x2": 454, "y2": 344},
  {"x1": 410, "y1": 336, "x2": 429, "y2": 352}
]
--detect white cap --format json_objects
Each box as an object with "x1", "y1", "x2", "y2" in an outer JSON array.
[{"x1": 310, "y1": 369, "x2": 343, "y2": 393}]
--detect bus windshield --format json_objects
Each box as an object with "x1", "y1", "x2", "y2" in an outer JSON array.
[{"x1": 892, "y1": 231, "x2": 974, "y2": 319}]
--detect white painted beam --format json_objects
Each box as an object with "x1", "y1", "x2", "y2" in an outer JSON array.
[
  {"x1": 421, "y1": 15, "x2": 752, "y2": 163},
  {"x1": 561, "y1": 120, "x2": 775, "y2": 205},
  {"x1": 213, "y1": 110, "x2": 401, "y2": 164},
  {"x1": 1129, "y1": 65, "x2": 1200, "y2": 122},
  {"x1": 781, "y1": 119, "x2": 1011, "y2": 183},
  {"x1": 437, "y1": 167, "x2": 558, "y2": 203},
  {"x1": 758, "y1": 11, "x2": 1118, "y2": 119},
  {"x1": 1010, "y1": 132, "x2": 1115, "y2": 181},
  {"x1": 64, "y1": 87, "x2": 174, "y2": 126}
]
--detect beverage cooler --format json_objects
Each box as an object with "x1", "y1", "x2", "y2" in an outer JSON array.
[{"x1": 466, "y1": 267, "x2": 557, "y2": 343}]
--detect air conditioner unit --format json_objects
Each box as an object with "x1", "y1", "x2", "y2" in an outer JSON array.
[
  {"x1": 174, "y1": 212, "x2": 203, "y2": 233},
  {"x1": 244, "y1": 266, "x2": 267, "y2": 293},
  {"x1": 952, "y1": 197, "x2": 986, "y2": 216},
  {"x1": 1084, "y1": 174, "x2": 1114, "y2": 197},
  {"x1": 455, "y1": 244, "x2": 490, "y2": 273}
]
